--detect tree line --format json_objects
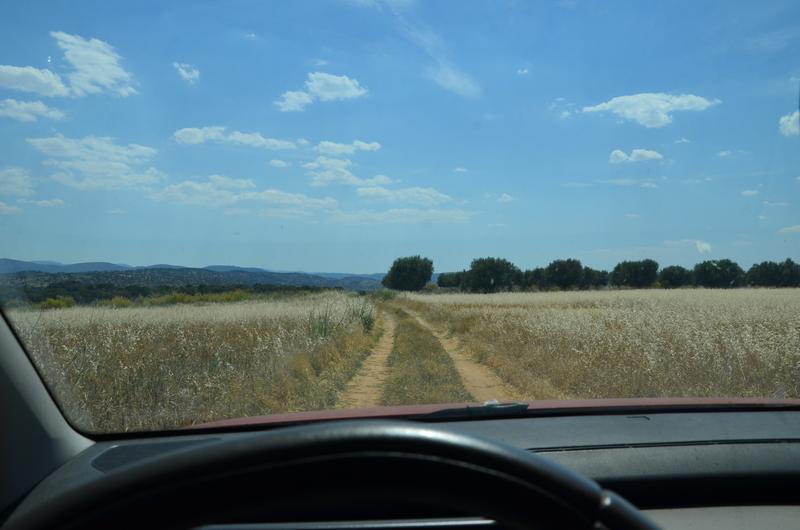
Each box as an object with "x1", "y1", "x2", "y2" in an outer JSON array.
[
  {"x1": 382, "y1": 256, "x2": 800, "y2": 292},
  {"x1": 0, "y1": 280, "x2": 333, "y2": 308}
]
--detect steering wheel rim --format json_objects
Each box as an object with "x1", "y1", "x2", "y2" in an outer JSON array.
[{"x1": 8, "y1": 420, "x2": 660, "y2": 530}]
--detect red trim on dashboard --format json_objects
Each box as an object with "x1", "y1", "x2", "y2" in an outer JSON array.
[{"x1": 186, "y1": 397, "x2": 800, "y2": 430}]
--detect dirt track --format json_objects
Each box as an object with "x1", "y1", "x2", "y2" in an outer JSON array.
[
  {"x1": 406, "y1": 310, "x2": 516, "y2": 403},
  {"x1": 336, "y1": 312, "x2": 397, "y2": 409}
]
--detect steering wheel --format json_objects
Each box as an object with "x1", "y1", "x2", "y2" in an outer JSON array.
[{"x1": 11, "y1": 420, "x2": 660, "y2": 529}]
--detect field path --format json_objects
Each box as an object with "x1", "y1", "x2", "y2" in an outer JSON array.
[
  {"x1": 406, "y1": 310, "x2": 516, "y2": 403},
  {"x1": 336, "y1": 312, "x2": 397, "y2": 409}
]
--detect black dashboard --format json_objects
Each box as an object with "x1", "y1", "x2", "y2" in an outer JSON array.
[{"x1": 5, "y1": 410, "x2": 800, "y2": 529}]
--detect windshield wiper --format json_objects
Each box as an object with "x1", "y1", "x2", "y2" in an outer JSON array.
[{"x1": 414, "y1": 401, "x2": 530, "y2": 420}]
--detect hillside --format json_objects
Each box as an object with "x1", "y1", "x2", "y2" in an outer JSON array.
[{"x1": 0, "y1": 260, "x2": 383, "y2": 291}]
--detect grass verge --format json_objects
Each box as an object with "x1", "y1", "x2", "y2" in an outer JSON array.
[{"x1": 381, "y1": 307, "x2": 472, "y2": 406}]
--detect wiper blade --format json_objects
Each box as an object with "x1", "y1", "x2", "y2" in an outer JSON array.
[{"x1": 414, "y1": 401, "x2": 530, "y2": 420}]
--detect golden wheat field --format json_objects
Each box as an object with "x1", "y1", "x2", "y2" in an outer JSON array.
[
  {"x1": 6, "y1": 292, "x2": 378, "y2": 432},
  {"x1": 402, "y1": 289, "x2": 800, "y2": 401},
  {"x1": 5, "y1": 288, "x2": 800, "y2": 433}
]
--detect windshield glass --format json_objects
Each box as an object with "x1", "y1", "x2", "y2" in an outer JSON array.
[{"x1": 1, "y1": 1, "x2": 799, "y2": 433}]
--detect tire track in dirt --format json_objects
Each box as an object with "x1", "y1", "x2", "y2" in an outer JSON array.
[
  {"x1": 336, "y1": 311, "x2": 397, "y2": 409},
  {"x1": 406, "y1": 310, "x2": 516, "y2": 403}
]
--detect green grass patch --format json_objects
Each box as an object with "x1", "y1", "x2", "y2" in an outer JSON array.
[{"x1": 381, "y1": 308, "x2": 472, "y2": 406}]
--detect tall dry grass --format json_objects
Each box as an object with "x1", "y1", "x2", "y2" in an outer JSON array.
[
  {"x1": 7, "y1": 292, "x2": 378, "y2": 432},
  {"x1": 402, "y1": 289, "x2": 800, "y2": 400}
]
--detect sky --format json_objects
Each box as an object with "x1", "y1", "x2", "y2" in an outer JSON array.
[{"x1": 0, "y1": 0, "x2": 798, "y2": 274}]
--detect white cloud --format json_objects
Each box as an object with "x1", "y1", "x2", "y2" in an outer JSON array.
[
  {"x1": 270, "y1": 159, "x2": 290, "y2": 168},
  {"x1": 0, "y1": 167, "x2": 35, "y2": 196},
  {"x1": 275, "y1": 72, "x2": 367, "y2": 112},
  {"x1": 428, "y1": 62, "x2": 481, "y2": 98},
  {"x1": 779, "y1": 110, "x2": 800, "y2": 136},
  {"x1": 608, "y1": 150, "x2": 628, "y2": 164},
  {"x1": 0, "y1": 32, "x2": 135, "y2": 99},
  {"x1": 393, "y1": 14, "x2": 481, "y2": 99},
  {"x1": 356, "y1": 186, "x2": 453, "y2": 206},
  {"x1": 275, "y1": 90, "x2": 315, "y2": 112},
  {"x1": 497, "y1": 193, "x2": 513, "y2": 203},
  {"x1": 454, "y1": 167, "x2": 468, "y2": 173},
  {"x1": 51, "y1": 31, "x2": 136, "y2": 97},
  {"x1": 0, "y1": 98, "x2": 64, "y2": 122},
  {"x1": 0, "y1": 65, "x2": 69, "y2": 97},
  {"x1": 19, "y1": 198, "x2": 64, "y2": 207},
  {"x1": 333, "y1": 208, "x2": 472, "y2": 224},
  {"x1": 583, "y1": 93, "x2": 720, "y2": 128},
  {"x1": 173, "y1": 126, "x2": 226, "y2": 144},
  {"x1": 0, "y1": 201, "x2": 22, "y2": 215},
  {"x1": 665, "y1": 239, "x2": 712, "y2": 254},
  {"x1": 226, "y1": 131, "x2": 296, "y2": 150},
  {"x1": 305, "y1": 72, "x2": 367, "y2": 101},
  {"x1": 694, "y1": 240, "x2": 712, "y2": 253},
  {"x1": 173, "y1": 62, "x2": 200, "y2": 85},
  {"x1": 297, "y1": 138, "x2": 310, "y2": 146},
  {"x1": 764, "y1": 200, "x2": 789, "y2": 207},
  {"x1": 303, "y1": 156, "x2": 392, "y2": 187},
  {"x1": 517, "y1": 67, "x2": 529, "y2": 75},
  {"x1": 154, "y1": 180, "x2": 245, "y2": 206},
  {"x1": 778, "y1": 225, "x2": 800, "y2": 234},
  {"x1": 741, "y1": 190, "x2": 759, "y2": 197},
  {"x1": 27, "y1": 134, "x2": 163, "y2": 190},
  {"x1": 315, "y1": 140, "x2": 381, "y2": 155},
  {"x1": 756, "y1": 215, "x2": 768, "y2": 221},
  {"x1": 173, "y1": 127, "x2": 295, "y2": 150},
  {"x1": 718, "y1": 150, "x2": 732, "y2": 157},
  {"x1": 675, "y1": 137, "x2": 691, "y2": 144},
  {"x1": 609, "y1": 148, "x2": 663, "y2": 164},
  {"x1": 153, "y1": 175, "x2": 336, "y2": 218},
  {"x1": 208, "y1": 174, "x2": 256, "y2": 190}
]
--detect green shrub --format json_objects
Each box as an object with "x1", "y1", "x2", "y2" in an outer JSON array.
[
  {"x1": 370, "y1": 288, "x2": 398, "y2": 301},
  {"x1": 350, "y1": 299, "x2": 375, "y2": 332},
  {"x1": 38, "y1": 296, "x2": 75, "y2": 310},
  {"x1": 110, "y1": 295, "x2": 132, "y2": 307}
]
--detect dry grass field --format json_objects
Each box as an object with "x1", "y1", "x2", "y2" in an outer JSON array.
[
  {"x1": 7, "y1": 292, "x2": 378, "y2": 432},
  {"x1": 402, "y1": 289, "x2": 800, "y2": 400},
  {"x1": 6, "y1": 288, "x2": 799, "y2": 433}
]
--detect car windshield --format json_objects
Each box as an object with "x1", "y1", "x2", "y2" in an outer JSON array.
[{"x1": 1, "y1": 1, "x2": 799, "y2": 434}]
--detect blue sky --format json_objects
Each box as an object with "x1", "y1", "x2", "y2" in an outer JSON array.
[{"x1": 0, "y1": 0, "x2": 798, "y2": 273}]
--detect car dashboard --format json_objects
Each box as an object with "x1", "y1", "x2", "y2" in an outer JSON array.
[{"x1": 4, "y1": 409, "x2": 800, "y2": 529}]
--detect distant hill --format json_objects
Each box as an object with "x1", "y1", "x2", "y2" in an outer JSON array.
[
  {"x1": 203, "y1": 265, "x2": 273, "y2": 274},
  {"x1": 0, "y1": 259, "x2": 382, "y2": 291},
  {"x1": 0, "y1": 259, "x2": 131, "y2": 274},
  {"x1": 312, "y1": 272, "x2": 386, "y2": 281}
]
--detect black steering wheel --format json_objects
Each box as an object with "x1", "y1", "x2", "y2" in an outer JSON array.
[{"x1": 12, "y1": 420, "x2": 660, "y2": 529}]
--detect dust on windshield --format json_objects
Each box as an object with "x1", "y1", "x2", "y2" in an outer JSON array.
[{"x1": 1, "y1": 1, "x2": 799, "y2": 433}]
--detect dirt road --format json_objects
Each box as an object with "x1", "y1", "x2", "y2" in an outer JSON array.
[
  {"x1": 336, "y1": 312, "x2": 397, "y2": 409},
  {"x1": 406, "y1": 310, "x2": 516, "y2": 403}
]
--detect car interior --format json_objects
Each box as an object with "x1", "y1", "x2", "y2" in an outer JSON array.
[
  {"x1": 2, "y1": 2, "x2": 799, "y2": 529},
  {"x1": 3, "y1": 311, "x2": 800, "y2": 530}
]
